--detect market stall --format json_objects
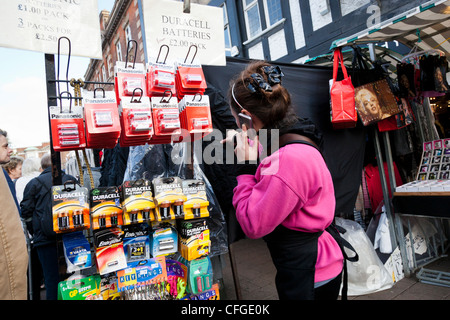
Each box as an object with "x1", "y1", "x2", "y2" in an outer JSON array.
[{"x1": 328, "y1": 0, "x2": 450, "y2": 286}]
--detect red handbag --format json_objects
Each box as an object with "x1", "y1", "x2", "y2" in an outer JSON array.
[{"x1": 330, "y1": 48, "x2": 357, "y2": 129}]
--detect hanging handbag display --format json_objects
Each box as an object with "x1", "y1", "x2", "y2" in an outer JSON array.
[
  {"x1": 420, "y1": 54, "x2": 450, "y2": 96},
  {"x1": 330, "y1": 48, "x2": 357, "y2": 129},
  {"x1": 354, "y1": 78, "x2": 401, "y2": 126},
  {"x1": 377, "y1": 97, "x2": 415, "y2": 132}
]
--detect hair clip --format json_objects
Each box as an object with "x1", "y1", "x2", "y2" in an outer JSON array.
[
  {"x1": 249, "y1": 73, "x2": 273, "y2": 93},
  {"x1": 262, "y1": 65, "x2": 284, "y2": 86}
]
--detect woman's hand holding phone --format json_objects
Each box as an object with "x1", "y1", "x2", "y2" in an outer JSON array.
[{"x1": 234, "y1": 124, "x2": 259, "y2": 163}]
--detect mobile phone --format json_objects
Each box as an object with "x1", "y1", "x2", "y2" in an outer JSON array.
[{"x1": 238, "y1": 113, "x2": 256, "y2": 139}]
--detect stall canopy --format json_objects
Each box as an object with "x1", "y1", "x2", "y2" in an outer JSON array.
[{"x1": 331, "y1": 0, "x2": 450, "y2": 56}]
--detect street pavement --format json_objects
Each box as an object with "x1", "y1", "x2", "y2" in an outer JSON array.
[{"x1": 220, "y1": 237, "x2": 450, "y2": 300}]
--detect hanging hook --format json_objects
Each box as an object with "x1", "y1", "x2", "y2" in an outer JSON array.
[
  {"x1": 160, "y1": 90, "x2": 173, "y2": 103},
  {"x1": 131, "y1": 88, "x2": 143, "y2": 103},
  {"x1": 192, "y1": 93, "x2": 202, "y2": 102},
  {"x1": 59, "y1": 91, "x2": 73, "y2": 113},
  {"x1": 416, "y1": 29, "x2": 422, "y2": 43},
  {"x1": 94, "y1": 87, "x2": 105, "y2": 99},
  {"x1": 183, "y1": 0, "x2": 191, "y2": 13},
  {"x1": 184, "y1": 45, "x2": 198, "y2": 64},
  {"x1": 57, "y1": 37, "x2": 71, "y2": 99},
  {"x1": 125, "y1": 40, "x2": 138, "y2": 69},
  {"x1": 63, "y1": 180, "x2": 77, "y2": 192},
  {"x1": 157, "y1": 45, "x2": 170, "y2": 64}
]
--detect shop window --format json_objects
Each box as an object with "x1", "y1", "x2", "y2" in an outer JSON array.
[
  {"x1": 116, "y1": 40, "x2": 123, "y2": 62},
  {"x1": 244, "y1": 0, "x2": 262, "y2": 39},
  {"x1": 243, "y1": 0, "x2": 283, "y2": 40},
  {"x1": 102, "y1": 64, "x2": 107, "y2": 82},
  {"x1": 125, "y1": 24, "x2": 132, "y2": 44},
  {"x1": 264, "y1": 0, "x2": 282, "y2": 27},
  {"x1": 222, "y1": 3, "x2": 232, "y2": 56}
]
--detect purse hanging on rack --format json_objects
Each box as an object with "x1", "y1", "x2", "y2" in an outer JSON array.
[
  {"x1": 330, "y1": 48, "x2": 357, "y2": 129},
  {"x1": 377, "y1": 97, "x2": 415, "y2": 132}
]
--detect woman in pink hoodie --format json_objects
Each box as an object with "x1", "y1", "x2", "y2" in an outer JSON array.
[{"x1": 227, "y1": 61, "x2": 344, "y2": 300}]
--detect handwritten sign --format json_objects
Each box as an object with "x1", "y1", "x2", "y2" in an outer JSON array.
[
  {"x1": 142, "y1": 0, "x2": 225, "y2": 66},
  {"x1": 0, "y1": 0, "x2": 102, "y2": 58}
]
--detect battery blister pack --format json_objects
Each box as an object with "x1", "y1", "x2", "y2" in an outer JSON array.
[
  {"x1": 177, "y1": 218, "x2": 210, "y2": 261},
  {"x1": 175, "y1": 57, "x2": 207, "y2": 101},
  {"x1": 150, "y1": 221, "x2": 178, "y2": 257},
  {"x1": 120, "y1": 179, "x2": 156, "y2": 225},
  {"x1": 50, "y1": 98, "x2": 86, "y2": 152},
  {"x1": 114, "y1": 60, "x2": 147, "y2": 105},
  {"x1": 184, "y1": 256, "x2": 213, "y2": 295},
  {"x1": 122, "y1": 224, "x2": 151, "y2": 264},
  {"x1": 119, "y1": 93, "x2": 154, "y2": 147},
  {"x1": 90, "y1": 187, "x2": 123, "y2": 230},
  {"x1": 58, "y1": 275, "x2": 101, "y2": 300},
  {"x1": 52, "y1": 181, "x2": 90, "y2": 233},
  {"x1": 178, "y1": 94, "x2": 213, "y2": 141},
  {"x1": 152, "y1": 177, "x2": 187, "y2": 221},
  {"x1": 93, "y1": 227, "x2": 127, "y2": 275},
  {"x1": 117, "y1": 256, "x2": 167, "y2": 292},
  {"x1": 149, "y1": 94, "x2": 182, "y2": 145},
  {"x1": 182, "y1": 179, "x2": 210, "y2": 220},
  {"x1": 83, "y1": 89, "x2": 121, "y2": 149},
  {"x1": 147, "y1": 61, "x2": 177, "y2": 98},
  {"x1": 62, "y1": 231, "x2": 92, "y2": 273}
]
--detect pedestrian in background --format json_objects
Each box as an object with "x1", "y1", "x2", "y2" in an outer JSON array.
[
  {"x1": 3, "y1": 156, "x2": 23, "y2": 182},
  {"x1": 15, "y1": 156, "x2": 43, "y2": 300},
  {"x1": 20, "y1": 154, "x2": 77, "y2": 300},
  {"x1": 15, "y1": 157, "x2": 41, "y2": 204}
]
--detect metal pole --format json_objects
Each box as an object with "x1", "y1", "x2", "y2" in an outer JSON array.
[
  {"x1": 44, "y1": 54, "x2": 62, "y2": 186},
  {"x1": 382, "y1": 132, "x2": 398, "y2": 249},
  {"x1": 367, "y1": 44, "x2": 398, "y2": 253}
]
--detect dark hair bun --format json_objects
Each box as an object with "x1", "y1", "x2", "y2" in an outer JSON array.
[{"x1": 230, "y1": 61, "x2": 292, "y2": 127}]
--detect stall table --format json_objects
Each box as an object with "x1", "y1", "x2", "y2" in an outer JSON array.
[{"x1": 392, "y1": 191, "x2": 450, "y2": 287}]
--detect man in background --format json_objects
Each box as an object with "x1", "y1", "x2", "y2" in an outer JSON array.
[
  {"x1": 21, "y1": 153, "x2": 76, "y2": 300},
  {"x1": 0, "y1": 129, "x2": 28, "y2": 299}
]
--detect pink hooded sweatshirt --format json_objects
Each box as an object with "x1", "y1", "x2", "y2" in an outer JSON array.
[{"x1": 233, "y1": 143, "x2": 344, "y2": 283}]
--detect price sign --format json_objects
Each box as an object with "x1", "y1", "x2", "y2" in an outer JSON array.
[
  {"x1": 142, "y1": 0, "x2": 226, "y2": 66},
  {"x1": 0, "y1": 0, "x2": 102, "y2": 58}
]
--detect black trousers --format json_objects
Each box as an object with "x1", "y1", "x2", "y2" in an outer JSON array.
[
  {"x1": 314, "y1": 272, "x2": 342, "y2": 300},
  {"x1": 264, "y1": 225, "x2": 342, "y2": 300}
]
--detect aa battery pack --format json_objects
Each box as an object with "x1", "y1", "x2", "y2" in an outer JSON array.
[
  {"x1": 182, "y1": 179, "x2": 210, "y2": 220},
  {"x1": 90, "y1": 187, "x2": 123, "y2": 230},
  {"x1": 152, "y1": 177, "x2": 187, "y2": 221},
  {"x1": 52, "y1": 181, "x2": 90, "y2": 233},
  {"x1": 120, "y1": 179, "x2": 156, "y2": 225},
  {"x1": 178, "y1": 218, "x2": 210, "y2": 261}
]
